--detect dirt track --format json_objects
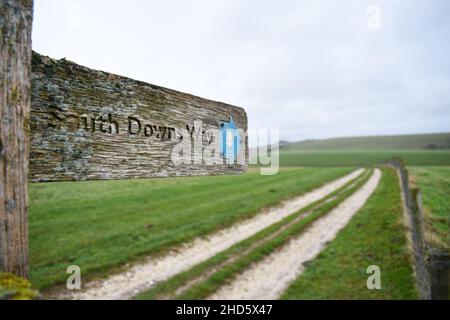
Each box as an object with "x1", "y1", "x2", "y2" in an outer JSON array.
[
  {"x1": 208, "y1": 169, "x2": 381, "y2": 300},
  {"x1": 55, "y1": 169, "x2": 363, "y2": 300}
]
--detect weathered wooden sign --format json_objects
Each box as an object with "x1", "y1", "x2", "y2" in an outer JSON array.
[{"x1": 30, "y1": 52, "x2": 248, "y2": 181}]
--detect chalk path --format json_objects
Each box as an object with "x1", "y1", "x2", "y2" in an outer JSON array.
[
  {"x1": 55, "y1": 169, "x2": 363, "y2": 300},
  {"x1": 209, "y1": 169, "x2": 381, "y2": 300}
]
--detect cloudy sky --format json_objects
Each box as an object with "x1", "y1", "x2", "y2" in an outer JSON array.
[{"x1": 32, "y1": 0, "x2": 450, "y2": 143}]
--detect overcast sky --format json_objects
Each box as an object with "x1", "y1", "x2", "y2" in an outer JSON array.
[{"x1": 32, "y1": 0, "x2": 450, "y2": 143}]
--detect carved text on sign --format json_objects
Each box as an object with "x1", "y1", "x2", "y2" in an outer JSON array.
[{"x1": 46, "y1": 107, "x2": 218, "y2": 144}]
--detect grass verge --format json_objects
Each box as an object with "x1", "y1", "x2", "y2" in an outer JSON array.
[
  {"x1": 408, "y1": 166, "x2": 449, "y2": 250},
  {"x1": 280, "y1": 168, "x2": 417, "y2": 299}
]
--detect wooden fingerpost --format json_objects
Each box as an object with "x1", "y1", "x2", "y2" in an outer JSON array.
[{"x1": 0, "y1": 0, "x2": 34, "y2": 277}]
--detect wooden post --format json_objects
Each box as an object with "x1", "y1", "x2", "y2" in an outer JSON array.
[{"x1": 0, "y1": 0, "x2": 33, "y2": 277}]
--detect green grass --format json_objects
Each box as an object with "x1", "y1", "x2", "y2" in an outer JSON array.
[
  {"x1": 281, "y1": 168, "x2": 418, "y2": 299},
  {"x1": 282, "y1": 132, "x2": 450, "y2": 151},
  {"x1": 29, "y1": 167, "x2": 352, "y2": 290},
  {"x1": 278, "y1": 132, "x2": 450, "y2": 167},
  {"x1": 280, "y1": 149, "x2": 450, "y2": 167},
  {"x1": 174, "y1": 170, "x2": 373, "y2": 300},
  {"x1": 134, "y1": 169, "x2": 371, "y2": 300},
  {"x1": 408, "y1": 166, "x2": 450, "y2": 249}
]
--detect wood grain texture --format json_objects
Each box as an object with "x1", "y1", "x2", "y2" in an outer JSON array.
[
  {"x1": 0, "y1": 0, "x2": 33, "y2": 277},
  {"x1": 30, "y1": 52, "x2": 248, "y2": 181}
]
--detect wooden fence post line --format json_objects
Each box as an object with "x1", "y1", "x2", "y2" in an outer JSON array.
[{"x1": 0, "y1": 0, "x2": 33, "y2": 277}]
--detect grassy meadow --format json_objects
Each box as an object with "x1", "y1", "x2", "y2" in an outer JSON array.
[
  {"x1": 280, "y1": 149, "x2": 450, "y2": 167},
  {"x1": 409, "y1": 167, "x2": 450, "y2": 249},
  {"x1": 29, "y1": 167, "x2": 352, "y2": 289},
  {"x1": 282, "y1": 132, "x2": 450, "y2": 151},
  {"x1": 278, "y1": 132, "x2": 450, "y2": 167}
]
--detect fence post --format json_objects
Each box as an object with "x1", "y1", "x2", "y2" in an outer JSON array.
[
  {"x1": 386, "y1": 158, "x2": 450, "y2": 299},
  {"x1": 427, "y1": 249, "x2": 450, "y2": 300},
  {"x1": 0, "y1": 0, "x2": 33, "y2": 278}
]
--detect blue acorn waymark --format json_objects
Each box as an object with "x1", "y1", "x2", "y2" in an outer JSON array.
[{"x1": 220, "y1": 116, "x2": 240, "y2": 163}]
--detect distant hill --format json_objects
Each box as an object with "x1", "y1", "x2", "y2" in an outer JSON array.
[
  {"x1": 279, "y1": 140, "x2": 292, "y2": 149},
  {"x1": 281, "y1": 132, "x2": 450, "y2": 151}
]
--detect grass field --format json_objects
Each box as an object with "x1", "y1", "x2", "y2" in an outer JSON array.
[
  {"x1": 282, "y1": 132, "x2": 450, "y2": 151},
  {"x1": 279, "y1": 149, "x2": 450, "y2": 167},
  {"x1": 277, "y1": 132, "x2": 450, "y2": 167},
  {"x1": 409, "y1": 167, "x2": 450, "y2": 249},
  {"x1": 280, "y1": 168, "x2": 418, "y2": 299},
  {"x1": 29, "y1": 167, "x2": 352, "y2": 290}
]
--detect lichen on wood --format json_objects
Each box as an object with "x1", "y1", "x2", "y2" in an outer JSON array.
[{"x1": 0, "y1": 272, "x2": 39, "y2": 300}]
